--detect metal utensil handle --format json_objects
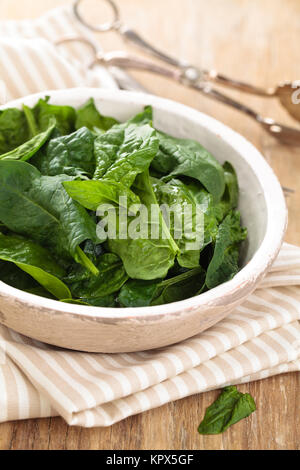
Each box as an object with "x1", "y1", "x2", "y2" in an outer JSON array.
[
  {"x1": 94, "y1": 51, "x2": 182, "y2": 81},
  {"x1": 119, "y1": 26, "x2": 190, "y2": 69},
  {"x1": 208, "y1": 71, "x2": 273, "y2": 96},
  {"x1": 196, "y1": 84, "x2": 300, "y2": 145},
  {"x1": 73, "y1": 1, "x2": 277, "y2": 97},
  {"x1": 190, "y1": 82, "x2": 261, "y2": 120},
  {"x1": 95, "y1": 51, "x2": 261, "y2": 119},
  {"x1": 119, "y1": 28, "x2": 273, "y2": 95},
  {"x1": 94, "y1": 50, "x2": 300, "y2": 145}
]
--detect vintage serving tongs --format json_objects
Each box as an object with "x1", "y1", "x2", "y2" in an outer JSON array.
[
  {"x1": 73, "y1": 0, "x2": 300, "y2": 123},
  {"x1": 57, "y1": 33, "x2": 300, "y2": 147}
]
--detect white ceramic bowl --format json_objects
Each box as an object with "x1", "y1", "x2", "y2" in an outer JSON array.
[{"x1": 0, "y1": 88, "x2": 287, "y2": 352}]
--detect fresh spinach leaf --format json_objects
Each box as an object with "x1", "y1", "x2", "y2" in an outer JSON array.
[
  {"x1": 152, "y1": 266, "x2": 206, "y2": 305},
  {"x1": 0, "y1": 260, "x2": 39, "y2": 291},
  {"x1": 0, "y1": 161, "x2": 99, "y2": 274},
  {"x1": 82, "y1": 239, "x2": 104, "y2": 264},
  {"x1": 198, "y1": 386, "x2": 256, "y2": 434},
  {"x1": 25, "y1": 286, "x2": 56, "y2": 299},
  {"x1": 64, "y1": 241, "x2": 104, "y2": 283},
  {"x1": 108, "y1": 171, "x2": 179, "y2": 280},
  {"x1": 35, "y1": 126, "x2": 95, "y2": 177},
  {"x1": 0, "y1": 233, "x2": 70, "y2": 299},
  {"x1": 151, "y1": 132, "x2": 226, "y2": 202},
  {"x1": 171, "y1": 178, "x2": 222, "y2": 248},
  {"x1": 93, "y1": 119, "x2": 159, "y2": 187},
  {"x1": 75, "y1": 98, "x2": 118, "y2": 133},
  {"x1": 0, "y1": 260, "x2": 57, "y2": 299},
  {"x1": 152, "y1": 177, "x2": 207, "y2": 269},
  {"x1": 63, "y1": 179, "x2": 140, "y2": 211},
  {"x1": 213, "y1": 161, "x2": 239, "y2": 222},
  {"x1": 128, "y1": 105, "x2": 153, "y2": 126},
  {"x1": 80, "y1": 295, "x2": 117, "y2": 307},
  {"x1": 171, "y1": 162, "x2": 239, "y2": 253},
  {"x1": 23, "y1": 105, "x2": 39, "y2": 137},
  {"x1": 62, "y1": 295, "x2": 116, "y2": 307},
  {"x1": 66, "y1": 253, "x2": 128, "y2": 299},
  {"x1": 0, "y1": 108, "x2": 29, "y2": 154},
  {"x1": 119, "y1": 266, "x2": 205, "y2": 307},
  {"x1": 33, "y1": 97, "x2": 76, "y2": 135},
  {"x1": 60, "y1": 298, "x2": 89, "y2": 305},
  {"x1": 223, "y1": 161, "x2": 239, "y2": 209},
  {"x1": 0, "y1": 116, "x2": 56, "y2": 162},
  {"x1": 118, "y1": 279, "x2": 161, "y2": 307},
  {"x1": 206, "y1": 211, "x2": 247, "y2": 289}
]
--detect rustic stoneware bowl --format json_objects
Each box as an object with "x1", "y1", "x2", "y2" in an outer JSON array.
[{"x1": 0, "y1": 88, "x2": 287, "y2": 352}]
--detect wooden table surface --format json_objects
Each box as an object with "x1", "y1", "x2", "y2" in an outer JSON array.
[{"x1": 0, "y1": 0, "x2": 299, "y2": 450}]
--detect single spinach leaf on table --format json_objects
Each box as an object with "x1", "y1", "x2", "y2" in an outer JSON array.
[
  {"x1": 35, "y1": 126, "x2": 96, "y2": 177},
  {"x1": 151, "y1": 132, "x2": 226, "y2": 202},
  {"x1": 0, "y1": 161, "x2": 99, "y2": 274},
  {"x1": 118, "y1": 266, "x2": 205, "y2": 307},
  {"x1": 63, "y1": 179, "x2": 140, "y2": 211},
  {"x1": 0, "y1": 108, "x2": 29, "y2": 155},
  {"x1": 108, "y1": 171, "x2": 179, "y2": 280},
  {"x1": 0, "y1": 116, "x2": 56, "y2": 162},
  {"x1": 93, "y1": 118, "x2": 159, "y2": 187},
  {"x1": 65, "y1": 253, "x2": 128, "y2": 299},
  {"x1": 75, "y1": 98, "x2": 118, "y2": 133},
  {"x1": 0, "y1": 233, "x2": 70, "y2": 299},
  {"x1": 33, "y1": 97, "x2": 76, "y2": 135},
  {"x1": 198, "y1": 386, "x2": 256, "y2": 434},
  {"x1": 206, "y1": 210, "x2": 247, "y2": 289}
]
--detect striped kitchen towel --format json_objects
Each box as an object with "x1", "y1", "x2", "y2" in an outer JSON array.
[
  {"x1": 0, "y1": 4, "x2": 120, "y2": 103},
  {"x1": 0, "y1": 243, "x2": 299, "y2": 427},
  {"x1": 0, "y1": 5, "x2": 299, "y2": 427}
]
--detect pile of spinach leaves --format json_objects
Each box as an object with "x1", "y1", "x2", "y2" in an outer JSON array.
[{"x1": 0, "y1": 97, "x2": 247, "y2": 307}]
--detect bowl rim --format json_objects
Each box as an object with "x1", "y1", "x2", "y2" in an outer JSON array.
[{"x1": 0, "y1": 87, "x2": 287, "y2": 320}]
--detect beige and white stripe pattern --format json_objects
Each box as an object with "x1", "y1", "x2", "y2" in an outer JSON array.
[
  {"x1": 0, "y1": 243, "x2": 299, "y2": 427},
  {"x1": 0, "y1": 6, "x2": 299, "y2": 427},
  {"x1": 0, "y1": 5, "x2": 118, "y2": 103}
]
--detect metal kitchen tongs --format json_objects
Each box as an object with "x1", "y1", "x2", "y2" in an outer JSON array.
[{"x1": 58, "y1": 0, "x2": 300, "y2": 146}]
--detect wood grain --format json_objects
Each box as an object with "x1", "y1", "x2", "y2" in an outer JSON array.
[{"x1": 0, "y1": 0, "x2": 299, "y2": 450}]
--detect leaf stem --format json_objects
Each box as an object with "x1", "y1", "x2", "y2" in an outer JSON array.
[
  {"x1": 23, "y1": 104, "x2": 38, "y2": 137},
  {"x1": 75, "y1": 246, "x2": 99, "y2": 276},
  {"x1": 138, "y1": 170, "x2": 180, "y2": 255},
  {"x1": 159, "y1": 266, "x2": 203, "y2": 288}
]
